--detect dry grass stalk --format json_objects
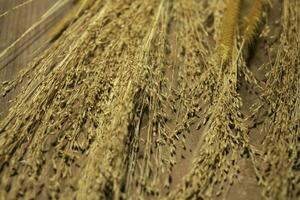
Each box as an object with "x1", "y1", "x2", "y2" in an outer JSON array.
[
  {"x1": 0, "y1": 0, "x2": 298, "y2": 199},
  {"x1": 252, "y1": 0, "x2": 300, "y2": 199},
  {"x1": 242, "y1": 0, "x2": 265, "y2": 49},
  {"x1": 217, "y1": 0, "x2": 240, "y2": 63}
]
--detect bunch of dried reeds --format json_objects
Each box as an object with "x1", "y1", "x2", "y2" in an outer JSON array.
[{"x1": 0, "y1": 0, "x2": 298, "y2": 199}]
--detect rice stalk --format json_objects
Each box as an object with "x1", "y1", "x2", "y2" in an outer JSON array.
[
  {"x1": 0, "y1": 0, "x2": 298, "y2": 199},
  {"x1": 242, "y1": 0, "x2": 265, "y2": 49},
  {"x1": 217, "y1": 0, "x2": 240, "y2": 63},
  {"x1": 48, "y1": 0, "x2": 94, "y2": 41},
  {"x1": 253, "y1": 1, "x2": 300, "y2": 199},
  {"x1": 166, "y1": 0, "x2": 252, "y2": 199}
]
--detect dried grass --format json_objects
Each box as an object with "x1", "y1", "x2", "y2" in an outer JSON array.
[{"x1": 0, "y1": 0, "x2": 299, "y2": 199}]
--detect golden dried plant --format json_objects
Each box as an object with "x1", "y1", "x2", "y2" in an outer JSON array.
[{"x1": 0, "y1": 0, "x2": 298, "y2": 199}]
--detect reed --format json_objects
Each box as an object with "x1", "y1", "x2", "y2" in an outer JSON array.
[
  {"x1": 242, "y1": 0, "x2": 265, "y2": 49},
  {"x1": 0, "y1": 0, "x2": 298, "y2": 199},
  {"x1": 217, "y1": 0, "x2": 240, "y2": 63}
]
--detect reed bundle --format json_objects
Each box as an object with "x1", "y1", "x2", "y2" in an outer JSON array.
[{"x1": 0, "y1": 0, "x2": 298, "y2": 199}]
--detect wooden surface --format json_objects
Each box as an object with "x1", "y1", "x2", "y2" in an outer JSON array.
[{"x1": 0, "y1": 0, "x2": 71, "y2": 117}]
